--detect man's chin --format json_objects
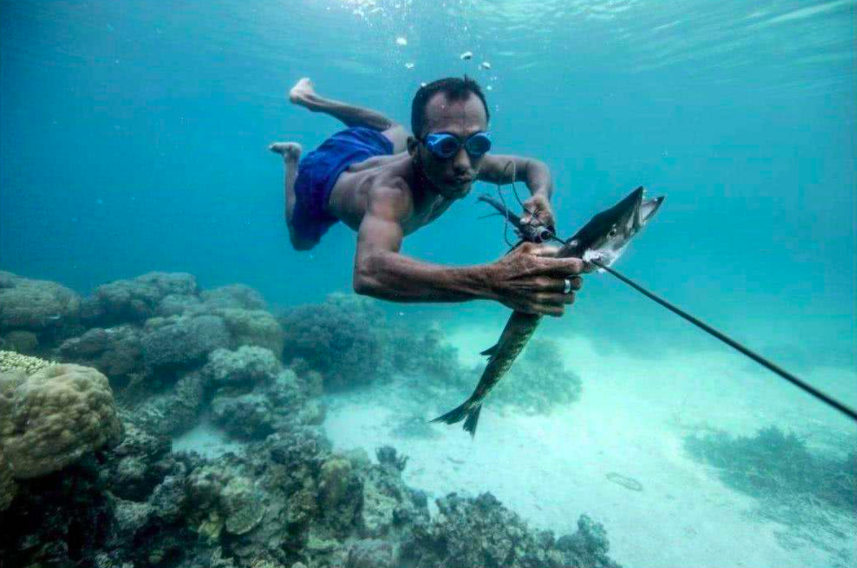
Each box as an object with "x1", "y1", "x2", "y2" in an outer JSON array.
[{"x1": 439, "y1": 183, "x2": 472, "y2": 199}]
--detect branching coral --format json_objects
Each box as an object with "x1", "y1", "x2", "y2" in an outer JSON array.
[{"x1": 0, "y1": 350, "x2": 56, "y2": 374}]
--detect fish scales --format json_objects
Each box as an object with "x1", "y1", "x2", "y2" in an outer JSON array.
[{"x1": 433, "y1": 187, "x2": 663, "y2": 437}]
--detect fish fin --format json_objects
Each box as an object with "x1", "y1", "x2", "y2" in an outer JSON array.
[
  {"x1": 432, "y1": 400, "x2": 483, "y2": 438},
  {"x1": 432, "y1": 400, "x2": 472, "y2": 425},
  {"x1": 480, "y1": 343, "x2": 499, "y2": 357},
  {"x1": 462, "y1": 404, "x2": 482, "y2": 437}
]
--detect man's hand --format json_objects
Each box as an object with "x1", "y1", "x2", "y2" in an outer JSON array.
[
  {"x1": 520, "y1": 193, "x2": 556, "y2": 234},
  {"x1": 488, "y1": 242, "x2": 588, "y2": 317}
]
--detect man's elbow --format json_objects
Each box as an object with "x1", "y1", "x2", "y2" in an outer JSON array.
[
  {"x1": 353, "y1": 260, "x2": 381, "y2": 297},
  {"x1": 352, "y1": 273, "x2": 375, "y2": 296}
]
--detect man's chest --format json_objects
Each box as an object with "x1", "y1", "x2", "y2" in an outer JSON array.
[{"x1": 403, "y1": 196, "x2": 453, "y2": 234}]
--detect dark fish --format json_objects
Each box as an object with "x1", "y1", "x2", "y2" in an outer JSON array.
[{"x1": 433, "y1": 187, "x2": 664, "y2": 436}]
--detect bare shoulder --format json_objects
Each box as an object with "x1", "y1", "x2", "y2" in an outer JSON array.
[{"x1": 366, "y1": 178, "x2": 415, "y2": 222}]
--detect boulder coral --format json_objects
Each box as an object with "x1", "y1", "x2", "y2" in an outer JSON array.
[
  {"x1": 212, "y1": 307, "x2": 285, "y2": 357},
  {"x1": 0, "y1": 360, "x2": 122, "y2": 510},
  {"x1": 0, "y1": 271, "x2": 81, "y2": 331},
  {"x1": 57, "y1": 324, "x2": 144, "y2": 381},
  {"x1": 203, "y1": 346, "x2": 281, "y2": 386},
  {"x1": 141, "y1": 314, "x2": 230, "y2": 369},
  {"x1": 0, "y1": 363, "x2": 122, "y2": 479},
  {"x1": 83, "y1": 271, "x2": 199, "y2": 324},
  {"x1": 201, "y1": 284, "x2": 268, "y2": 311}
]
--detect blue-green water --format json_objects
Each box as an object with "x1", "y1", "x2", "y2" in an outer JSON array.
[
  {"x1": 1, "y1": 1, "x2": 855, "y2": 566},
  {"x1": 2, "y1": 0, "x2": 854, "y2": 365}
]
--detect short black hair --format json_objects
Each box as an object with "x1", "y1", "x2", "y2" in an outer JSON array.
[{"x1": 411, "y1": 76, "x2": 490, "y2": 138}]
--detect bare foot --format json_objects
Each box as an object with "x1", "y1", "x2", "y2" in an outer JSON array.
[
  {"x1": 288, "y1": 78, "x2": 317, "y2": 108},
  {"x1": 268, "y1": 142, "x2": 302, "y2": 161}
]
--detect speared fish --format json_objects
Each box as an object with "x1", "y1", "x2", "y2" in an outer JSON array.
[
  {"x1": 434, "y1": 183, "x2": 857, "y2": 437},
  {"x1": 433, "y1": 187, "x2": 664, "y2": 436}
]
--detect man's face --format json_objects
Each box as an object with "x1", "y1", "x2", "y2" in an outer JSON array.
[{"x1": 410, "y1": 92, "x2": 489, "y2": 200}]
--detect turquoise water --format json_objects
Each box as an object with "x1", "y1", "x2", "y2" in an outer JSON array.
[
  {"x1": 1, "y1": 1, "x2": 855, "y2": 566},
  {"x1": 2, "y1": 0, "x2": 854, "y2": 365}
]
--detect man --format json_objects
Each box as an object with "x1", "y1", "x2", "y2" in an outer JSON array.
[{"x1": 270, "y1": 77, "x2": 587, "y2": 317}]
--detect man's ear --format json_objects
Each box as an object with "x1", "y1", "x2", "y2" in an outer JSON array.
[{"x1": 406, "y1": 136, "x2": 419, "y2": 158}]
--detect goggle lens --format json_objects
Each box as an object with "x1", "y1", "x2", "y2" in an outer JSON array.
[
  {"x1": 426, "y1": 132, "x2": 491, "y2": 159},
  {"x1": 438, "y1": 137, "x2": 461, "y2": 157},
  {"x1": 465, "y1": 133, "x2": 491, "y2": 155}
]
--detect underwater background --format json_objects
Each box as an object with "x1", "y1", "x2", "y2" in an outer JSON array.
[{"x1": 1, "y1": 1, "x2": 855, "y2": 568}]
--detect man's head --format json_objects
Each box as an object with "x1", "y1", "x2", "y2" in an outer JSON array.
[{"x1": 408, "y1": 76, "x2": 491, "y2": 199}]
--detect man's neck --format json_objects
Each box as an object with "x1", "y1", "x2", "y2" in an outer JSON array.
[{"x1": 410, "y1": 158, "x2": 457, "y2": 209}]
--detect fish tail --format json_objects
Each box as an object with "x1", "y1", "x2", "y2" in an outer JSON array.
[
  {"x1": 462, "y1": 404, "x2": 482, "y2": 436},
  {"x1": 432, "y1": 400, "x2": 484, "y2": 437}
]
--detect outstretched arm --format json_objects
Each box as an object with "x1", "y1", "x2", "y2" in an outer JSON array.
[
  {"x1": 352, "y1": 184, "x2": 496, "y2": 303},
  {"x1": 478, "y1": 154, "x2": 556, "y2": 230},
  {"x1": 352, "y1": 184, "x2": 585, "y2": 316}
]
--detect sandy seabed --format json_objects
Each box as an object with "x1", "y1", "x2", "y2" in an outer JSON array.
[{"x1": 324, "y1": 326, "x2": 857, "y2": 568}]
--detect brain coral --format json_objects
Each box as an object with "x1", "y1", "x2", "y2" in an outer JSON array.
[{"x1": 0, "y1": 363, "x2": 122, "y2": 479}]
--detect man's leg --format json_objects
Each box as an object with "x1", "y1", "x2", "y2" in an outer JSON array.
[
  {"x1": 268, "y1": 142, "x2": 315, "y2": 251},
  {"x1": 290, "y1": 78, "x2": 409, "y2": 153}
]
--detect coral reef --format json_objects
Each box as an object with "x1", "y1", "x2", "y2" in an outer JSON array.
[
  {"x1": 0, "y1": 349, "x2": 56, "y2": 374},
  {"x1": 400, "y1": 492, "x2": 620, "y2": 568},
  {"x1": 686, "y1": 425, "x2": 857, "y2": 553},
  {"x1": 488, "y1": 338, "x2": 583, "y2": 413},
  {"x1": 0, "y1": 363, "x2": 122, "y2": 480},
  {"x1": 686, "y1": 426, "x2": 857, "y2": 513},
  {"x1": 134, "y1": 372, "x2": 206, "y2": 436},
  {"x1": 203, "y1": 346, "x2": 280, "y2": 386},
  {"x1": 0, "y1": 359, "x2": 122, "y2": 512},
  {"x1": 0, "y1": 271, "x2": 81, "y2": 331},
  {"x1": 0, "y1": 272, "x2": 620, "y2": 568},
  {"x1": 82, "y1": 271, "x2": 199, "y2": 325},
  {"x1": 58, "y1": 324, "x2": 144, "y2": 383},
  {"x1": 200, "y1": 284, "x2": 268, "y2": 311},
  {"x1": 279, "y1": 293, "x2": 390, "y2": 391},
  {"x1": 141, "y1": 314, "x2": 231, "y2": 370},
  {"x1": 389, "y1": 322, "x2": 463, "y2": 385},
  {"x1": 0, "y1": 446, "x2": 15, "y2": 511},
  {"x1": 278, "y1": 296, "x2": 582, "y2": 421}
]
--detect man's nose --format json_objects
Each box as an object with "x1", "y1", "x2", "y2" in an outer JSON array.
[{"x1": 452, "y1": 148, "x2": 471, "y2": 172}]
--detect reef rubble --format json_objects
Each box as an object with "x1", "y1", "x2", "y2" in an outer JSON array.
[{"x1": 0, "y1": 271, "x2": 620, "y2": 568}]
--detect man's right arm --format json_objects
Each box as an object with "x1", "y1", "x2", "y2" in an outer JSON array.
[{"x1": 352, "y1": 185, "x2": 586, "y2": 316}]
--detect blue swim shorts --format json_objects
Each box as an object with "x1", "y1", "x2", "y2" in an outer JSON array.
[{"x1": 292, "y1": 126, "x2": 394, "y2": 244}]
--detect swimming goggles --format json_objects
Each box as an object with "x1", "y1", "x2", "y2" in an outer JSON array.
[{"x1": 421, "y1": 131, "x2": 492, "y2": 159}]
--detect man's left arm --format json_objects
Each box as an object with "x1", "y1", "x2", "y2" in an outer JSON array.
[{"x1": 477, "y1": 154, "x2": 556, "y2": 231}]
